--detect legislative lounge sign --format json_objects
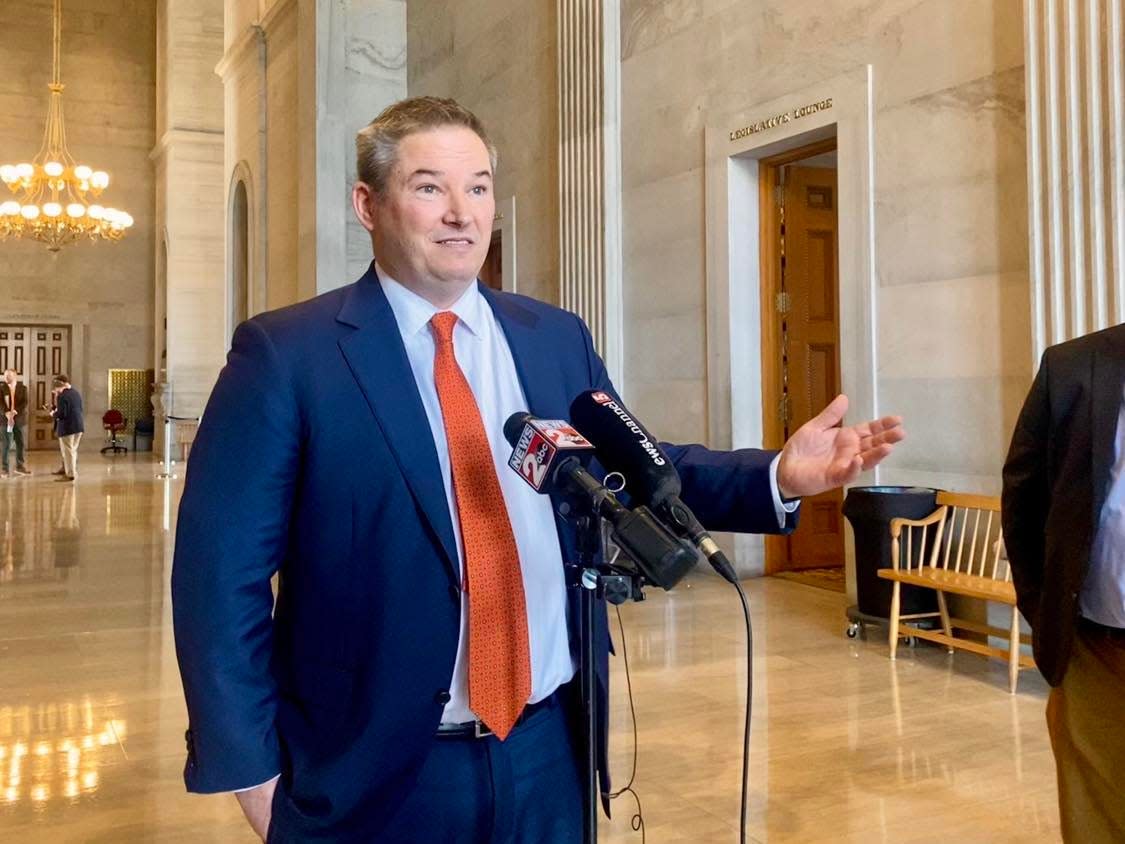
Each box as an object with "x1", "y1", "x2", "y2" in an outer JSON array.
[{"x1": 729, "y1": 98, "x2": 834, "y2": 141}]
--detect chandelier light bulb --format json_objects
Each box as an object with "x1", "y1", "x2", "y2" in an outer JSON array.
[
  {"x1": 91, "y1": 171, "x2": 109, "y2": 190},
  {"x1": 44, "y1": 161, "x2": 64, "y2": 177},
  {"x1": 66, "y1": 203, "x2": 85, "y2": 218},
  {"x1": 43, "y1": 202, "x2": 62, "y2": 217},
  {"x1": 0, "y1": 201, "x2": 19, "y2": 216},
  {"x1": 0, "y1": 165, "x2": 16, "y2": 184},
  {"x1": 16, "y1": 163, "x2": 34, "y2": 179},
  {"x1": 21, "y1": 205, "x2": 40, "y2": 220},
  {"x1": 87, "y1": 204, "x2": 104, "y2": 220},
  {"x1": 122, "y1": 212, "x2": 134, "y2": 228},
  {"x1": 73, "y1": 164, "x2": 92, "y2": 181}
]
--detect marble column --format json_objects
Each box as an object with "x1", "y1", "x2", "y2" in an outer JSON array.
[
  {"x1": 1025, "y1": 0, "x2": 1125, "y2": 355},
  {"x1": 153, "y1": 0, "x2": 225, "y2": 421},
  {"x1": 558, "y1": 0, "x2": 624, "y2": 387}
]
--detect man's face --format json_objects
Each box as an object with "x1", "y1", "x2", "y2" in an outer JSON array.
[
  {"x1": 3, "y1": 371, "x2": 14, "y2": 386},
  {"x1": 365, "y1": 126, "x2": 494, "y2": 302}
]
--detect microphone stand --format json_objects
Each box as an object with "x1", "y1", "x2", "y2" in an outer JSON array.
[{"x1": 560, "y1": 500, "x2": 647, "y2": 844}]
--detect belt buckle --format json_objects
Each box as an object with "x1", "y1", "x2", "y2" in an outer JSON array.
[{"x1": 473, "y1": 720, "x2": 492, "y2": 739}]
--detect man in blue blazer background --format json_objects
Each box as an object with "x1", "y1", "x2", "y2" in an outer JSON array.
[{"x1": 172, "y1": 97, "x2": 904, "y2": 842}]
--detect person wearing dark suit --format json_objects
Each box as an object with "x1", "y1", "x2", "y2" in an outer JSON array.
[
  {"x1": 1, "y1": 369, "x2": 30, "y2": 477},
  {"x1": 49, "y1": 375, "x2": 84, "y2": 482},
  {"x1": 172, "y1": 97, "x2": 905, "y2": 843},
  {"x1": 1003, "y1": 325, "x2": 1125, "y2": 843}
]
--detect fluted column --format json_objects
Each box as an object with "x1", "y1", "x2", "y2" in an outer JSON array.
[
  {"x1": 558, "y1": 0, "x2": 623, "y2": 385},
  {"x1": 1025, "y1": 0, "x2": 1125, "y2": 355}
]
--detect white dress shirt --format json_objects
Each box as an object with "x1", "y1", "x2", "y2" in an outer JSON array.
[
  {"x1": 378, "y1": 269, "x2": 575, "y2": 723},
  {"x1": 1083, "y1": 383, "x2": 1125, "y2": 628}
]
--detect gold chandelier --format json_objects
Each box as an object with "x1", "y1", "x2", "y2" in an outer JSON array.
[{"x1": 0, "y1": 0, "x2": 133, "y2": 251}]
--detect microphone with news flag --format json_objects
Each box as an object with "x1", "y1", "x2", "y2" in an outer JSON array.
[
  {"x1": 568, "y1": 391, "x2": 740, "y2": 584},
  {"x1": 503, "y1": 412, "x2": 697, "y2": 589}
]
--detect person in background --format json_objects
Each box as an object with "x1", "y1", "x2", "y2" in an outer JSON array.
[
  {"x1": 49, "y1": 374, "x2": 84, "y2": 482},
  {"x1": 0, "y1": 368, "x2": 30, "y2": 478}
]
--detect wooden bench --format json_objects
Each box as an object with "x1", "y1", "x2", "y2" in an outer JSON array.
[{"x1": 876, "y1": 491, "x2": 1035, "y2": 693}]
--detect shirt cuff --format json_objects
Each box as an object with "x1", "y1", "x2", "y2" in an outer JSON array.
[
  {"x1": 769, "y1": 454, "x2": 800, "y2": 530},
  {"x1": 233, "y1": 773, "x2": 280, "y2": 794}
]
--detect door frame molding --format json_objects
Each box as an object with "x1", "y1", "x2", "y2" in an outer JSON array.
[{"x1": 704, "y1": 65, "x2": 879, "y2": 580}]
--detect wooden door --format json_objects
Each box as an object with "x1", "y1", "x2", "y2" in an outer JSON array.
[{"x1": 779, "y1": 165, "x2": 843, "y2": 570}]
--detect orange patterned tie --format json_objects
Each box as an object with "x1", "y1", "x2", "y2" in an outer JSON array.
[{"x1": 430, "y1": 311, "x2": 531, "y2": 740}]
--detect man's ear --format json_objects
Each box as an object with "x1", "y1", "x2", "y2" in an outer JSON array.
[{"x1": 352, "y1": 181, "x2": 378, "y2": 233}]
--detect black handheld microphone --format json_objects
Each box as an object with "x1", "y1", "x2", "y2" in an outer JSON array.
[
  {"x1": 504, "y1": 412, "x2": 697, "y2": 590},
  {"x1": 569, "y1": 391, "x2": 740, "y2": 584}
]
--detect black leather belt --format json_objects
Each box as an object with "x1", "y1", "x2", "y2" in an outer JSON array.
[
  {"x1": 1079, "y1": 616, "x2": 1125, "y2": 640},
  {"x1": 435, "y1": 692, "x2": 559, "y2": 740}
]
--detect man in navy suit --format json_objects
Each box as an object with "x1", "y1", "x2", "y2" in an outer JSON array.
[{"x1": 172, "y1": 97, "x2": 904, "y2": 842}]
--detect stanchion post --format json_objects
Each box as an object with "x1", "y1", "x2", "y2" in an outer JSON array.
[{"x1": 157, "y1": 416, "x2": 177, "y2": 479}]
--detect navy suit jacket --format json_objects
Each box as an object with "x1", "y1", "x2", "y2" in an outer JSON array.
[
  {"x1": 54, "y1": 388, "x2": 84, "y2": 437},
  {"x1": 172, "y1": 266, "x2": 794, "y2": 841}
]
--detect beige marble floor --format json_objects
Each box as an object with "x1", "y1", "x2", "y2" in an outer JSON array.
[{"x1": 0, "y1": 459, "x2": 1060, "y2": 842}]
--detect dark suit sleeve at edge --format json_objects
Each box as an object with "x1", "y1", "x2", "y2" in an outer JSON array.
[
  {"x1": 572, "y1": 312, "x2": 789, "y2": 536},
  {"x1": 171, "y1": 319, "x2": 299, "y2": 792},
  {"x1": 1001, "y1": 349, "x2": 1050, "y2": 627}
]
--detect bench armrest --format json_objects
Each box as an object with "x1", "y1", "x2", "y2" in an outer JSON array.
[{"x1": 889, "y1": 506, "x2": 947, "y2": 539}]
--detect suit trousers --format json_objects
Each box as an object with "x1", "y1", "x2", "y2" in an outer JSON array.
[
  {"x1": 58, "y1": 433, "x2": 82, "y2": 478},
  {"x1": 1, "y1": 424, "x2": 26, "y2": 470},
  {"x1": 373, "y1": 697, "x2": 582, "y2": 843},
  {"x1": 1046, "y1": 623, "x2": 1125, "y2": 843}
]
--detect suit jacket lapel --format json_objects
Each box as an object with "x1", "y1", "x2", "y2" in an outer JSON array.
[
  {"x1": 1091, "y1": 330, "x2": 1125, "y2": 520},
  {"x1": 337, "y1": 267, "x2": 460, "y2": 587}
]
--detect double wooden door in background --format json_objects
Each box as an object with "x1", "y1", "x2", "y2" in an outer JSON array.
[{"x1": 0, "y1": 325, "x2": 71, "y2": 450}]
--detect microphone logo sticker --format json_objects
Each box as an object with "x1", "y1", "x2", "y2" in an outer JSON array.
[
  {"x1": 588, "y1": 394, "x2": 667, "y2": 467},
  {"x1": 511, "y1": 429, "x2": 554, "y2": 491},
  {"x1": 536, "y1": 421, "x2": 593, "y2": 449}
]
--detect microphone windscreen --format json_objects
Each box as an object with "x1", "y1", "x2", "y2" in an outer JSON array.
[
  {"x1": 569, "y1": 390, "x2": 681, "y2": 505},
  {"x1": 504, "y1": 412, "x2": 532, "y2": 447}
]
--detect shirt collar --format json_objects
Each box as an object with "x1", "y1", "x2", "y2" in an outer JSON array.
[{"x1": 376, "y1": 263, "x2": 486, "y2": 342}]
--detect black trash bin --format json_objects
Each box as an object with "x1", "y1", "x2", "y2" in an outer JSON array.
[
  {"x1": 842, "y1": 486, "x2": 940, "y2": 627},
  {"x1": 134, "y1": 416, "x2": 154, "y2": 452}
]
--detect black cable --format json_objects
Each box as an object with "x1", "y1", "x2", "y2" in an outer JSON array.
[
  {"x1": 731, "y1": 577, "x2": 753, "y2": 844},
  {"x1": 606, "y1": 604, "x2": 645, "y2": 843}
]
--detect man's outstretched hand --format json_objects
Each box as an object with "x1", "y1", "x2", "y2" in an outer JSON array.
[{"x1": 776, "y1": 394, "x2": 905, "y2": 500}]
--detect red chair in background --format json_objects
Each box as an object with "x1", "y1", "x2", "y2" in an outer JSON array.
[{"x1": 101, "y1": 409, "x2": 128, "y2": 454}]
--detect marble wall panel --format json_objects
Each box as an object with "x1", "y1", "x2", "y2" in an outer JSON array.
[
  {"x1": 876, "y1": 67, "x2": 1028, "y2": 289},
  {"x1": 408, "y1": 1, "x2": 558, "y2": 305},
  {"x1": 878, "y1": 272, "x2": 1031, "y2": 381},
  {"x1": 264, "y1": 2, "x2": 300, "y2": 310},
  {"x1": 407, "y1": 0, "x2": 1035, "y2": 495}
]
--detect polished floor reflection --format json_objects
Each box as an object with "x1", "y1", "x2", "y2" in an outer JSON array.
[{"x1": 0, "y1": 460, "x2": 1060, "y2": 842}]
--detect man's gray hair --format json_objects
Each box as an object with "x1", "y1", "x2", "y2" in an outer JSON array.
[{"x1": 355, "y1": 96, "x2": 498, "y2": 195}]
